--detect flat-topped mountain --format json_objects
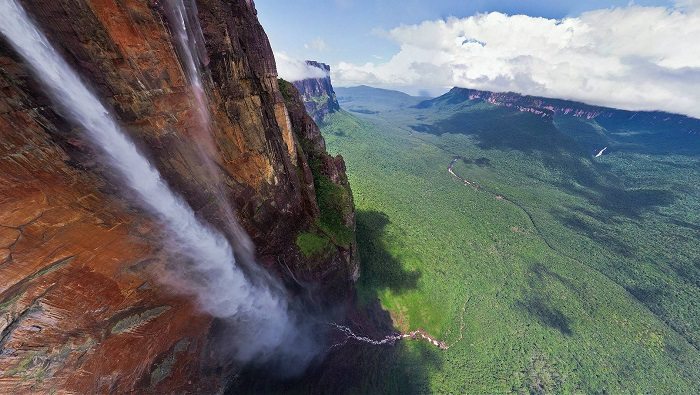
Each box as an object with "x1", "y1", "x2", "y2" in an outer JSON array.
[
  {"x1": 419, "y1": 87, "x2": 700, "y2": 132},
  {"x1": 414, "y1": 87, "x2": 700, "y2": 155},
  {"x1": 292, "y1": 61, "x2": 340, "y2": 123}
]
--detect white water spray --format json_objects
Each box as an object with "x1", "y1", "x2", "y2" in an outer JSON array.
[{"x1": 0, "y1": 0, "x2": 303, "y2": 364}]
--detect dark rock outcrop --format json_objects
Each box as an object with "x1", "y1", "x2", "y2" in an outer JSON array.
[
  {"x1": 0, "y1": 0, "x2": 356, "y2": 393},
  {"x1": 292, "y1": 61, "x2": 340, "y2": 123}
]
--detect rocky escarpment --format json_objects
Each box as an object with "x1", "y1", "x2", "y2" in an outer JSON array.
[
  {"x1": 279, "y1": 79, "x2": 358, "y2": 291},
  {"x1": 0, "y1": 0, "x2": 355, "y2": 393},
  {"x1": 292, "y1": 61, "x2": 340, "y2": 123},
  {"x1": 419, "y1": 87, "x2": 700, "y2": 133},
  {"x1": 416, "y1": 87, "x2": 553, "y2": 119}
]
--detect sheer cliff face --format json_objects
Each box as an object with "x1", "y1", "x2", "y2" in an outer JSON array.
[
  {"x1": 0, "y1": 1, "x2": 355, "y2": 393},
  {"x1": 292, "y1": 61, "x2": 340, "y2": 123},
  {"x1": 279, "y1": 79, "x2": 358, "y2": 283}
]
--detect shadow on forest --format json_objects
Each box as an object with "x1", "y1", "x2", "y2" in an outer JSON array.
[
  {"x1": 517, "y1": 298, "x2": 573, "y2": 336},
  {"x1": 230, "y1": 339, "x2": 441, "y2": 395},
  {"x1": 228, "y1": 210, "x2": 437, "y2": 394},
  {"x1": 529, "y1": 263, "x2": 583, "y2": 297},
  {"x1": 516, "y1": 263, "x2": 574, "y2": 336},
  {"x1": 412, "y1": 107, "x2": 677, "y2": 219},
  {"x1": 458, "y1": 156, "x2": 491, "y2": 167},
  {"x1": 289, "y1": 337, "x2": 442, "y2": 395},
  {"x1": 295, "y1": 210, "x2": 438, "y2": 394},
  {"x1": 356, "y1": 210, "x2": 422, "y2": 294},
  {"x1": 552, "y1": 208, "x2": 635, "y2": 257}
]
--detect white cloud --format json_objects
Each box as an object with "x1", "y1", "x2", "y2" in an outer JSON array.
[
  {"x1": 675, "y1": 0, "x2": 700, "y2": 11},
  {"x1": 304, "y1": 37, "x2": 328, "y2": 51},
  {"x1": 274, "y1": 52, "x2": 328, "y2": 82},
  {"x1": 332, "y1": 5, "x2": 700, "y2": 118}
]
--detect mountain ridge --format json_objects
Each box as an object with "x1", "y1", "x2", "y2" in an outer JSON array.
[{"x1": 418, "y1": 87, "x2": 700, "y2": 130}]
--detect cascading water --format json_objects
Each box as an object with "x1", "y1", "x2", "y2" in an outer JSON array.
[
  {"x1": 158, "y1": 0, "x2": 428, "y2": 363},
  {"x1": 327, "y1": 323, "x2": 449, "y2": 351},
  {"x1": 155, "y1": 0, "x2": 456, "y2": 365},
  {"x1": 161, "y1": 0, "x2": 259, "y2": 262},
  {"x1": 0, "y1": 0, "x2": 311, "y2": 366}
]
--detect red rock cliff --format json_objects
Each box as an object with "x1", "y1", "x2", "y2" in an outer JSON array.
[{"x1": 0, "y1": 0, "x2": 356, "y2": 393}]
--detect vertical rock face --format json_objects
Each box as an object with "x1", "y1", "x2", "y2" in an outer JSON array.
[
  {"x1": 280, "y1": 79, "x2": 359, "y2": 288},
  {"x1": 0, "y1": 0, "x2": 355, "y2": 393},
  {"x1": 292, "y1": 61, "x2": 340, "y2": 123}
]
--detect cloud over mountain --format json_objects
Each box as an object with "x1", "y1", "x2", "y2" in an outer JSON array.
[
  {"x1": 332, "y1": 4, "x2": 700, "y2": 118},
  {"x1": 275, "y1": 52, "x2": 329, "y2": 81}
]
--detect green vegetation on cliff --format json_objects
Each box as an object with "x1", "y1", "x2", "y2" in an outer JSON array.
[
  {"x1": 277, "y1": 78, "x2": 294, "y2": 102},
  {"x1": 278, "y1": 78, "x2": 354, "y2": 259},
  {"x1": 295, "y1": 232, "x2": 332, "y2": 257},
  {"x1": 309, "y1": 158, "x2": 354, "y2": 248}
]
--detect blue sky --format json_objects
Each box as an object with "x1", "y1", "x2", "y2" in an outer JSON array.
[
  {"x1": 257, "y1": 0, "x2": 673, "y2": 65},
  {"x1": 256, "y1": 0, "x2": 700, "y2": 117}
]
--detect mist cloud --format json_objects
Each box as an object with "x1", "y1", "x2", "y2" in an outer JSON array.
[
  {"x1": 332, "y1": 4, "x2": 700, "y2": 118},
  {"x1": 305, "y1": 37, "x2": 328, "y2": 51},
  {"x1": 275, "y1": 52, "x2": 328, "y2": 81}
]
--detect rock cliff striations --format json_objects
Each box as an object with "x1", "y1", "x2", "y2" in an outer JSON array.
[
  {"x1": 0, "y1": 0, "x2": 356, "y2": 393},
  {"x1": 291, "y1": 61, "x2": 340, "y2": 123}
]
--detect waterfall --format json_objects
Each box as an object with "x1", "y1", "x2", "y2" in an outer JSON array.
[
  {"x1": 0, "y1": 0, "x2": 304, "y2": 364},
  {"x1": 162, "y1": 0, "x2": 257, "y2": 266}
]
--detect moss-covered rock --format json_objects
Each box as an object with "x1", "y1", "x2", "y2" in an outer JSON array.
[{"x1": 278, "y1": 77, "x2": 359, "y2": 288}]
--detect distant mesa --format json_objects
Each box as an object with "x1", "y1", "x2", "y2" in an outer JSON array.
[
  {"x1": 412, "y1": 86, "x2": 700, "y2": 156},
  {"x1": 292, "y1": 60, "x2": 340, "y2": 123},
  {"x1": 416, "y1": 87, "x2": 700, "y2": 130}
]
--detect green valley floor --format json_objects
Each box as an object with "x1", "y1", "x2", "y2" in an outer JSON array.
[{"x1": 313, "y1": 90, "x2": 700, "y2": 394}]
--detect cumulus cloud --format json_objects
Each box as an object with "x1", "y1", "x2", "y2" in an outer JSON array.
[
  {"x1": 305, "y1": 37, "x2": 328, "y2": 51},
  {"x1": 332, "y1": 5, "x2": 700, "y2": 118},
  {"x1": 274, "y1": 52, "x2": 328, "y2": 81}
]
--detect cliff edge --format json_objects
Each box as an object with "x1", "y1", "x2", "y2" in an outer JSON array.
[{"x1": 0, "y1": 0, "x2": 356, "y2": 392}]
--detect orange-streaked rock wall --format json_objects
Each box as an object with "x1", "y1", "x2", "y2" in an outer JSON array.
[{"x1": 0, "y1": 0, "x2": 356, "y2": 392}]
